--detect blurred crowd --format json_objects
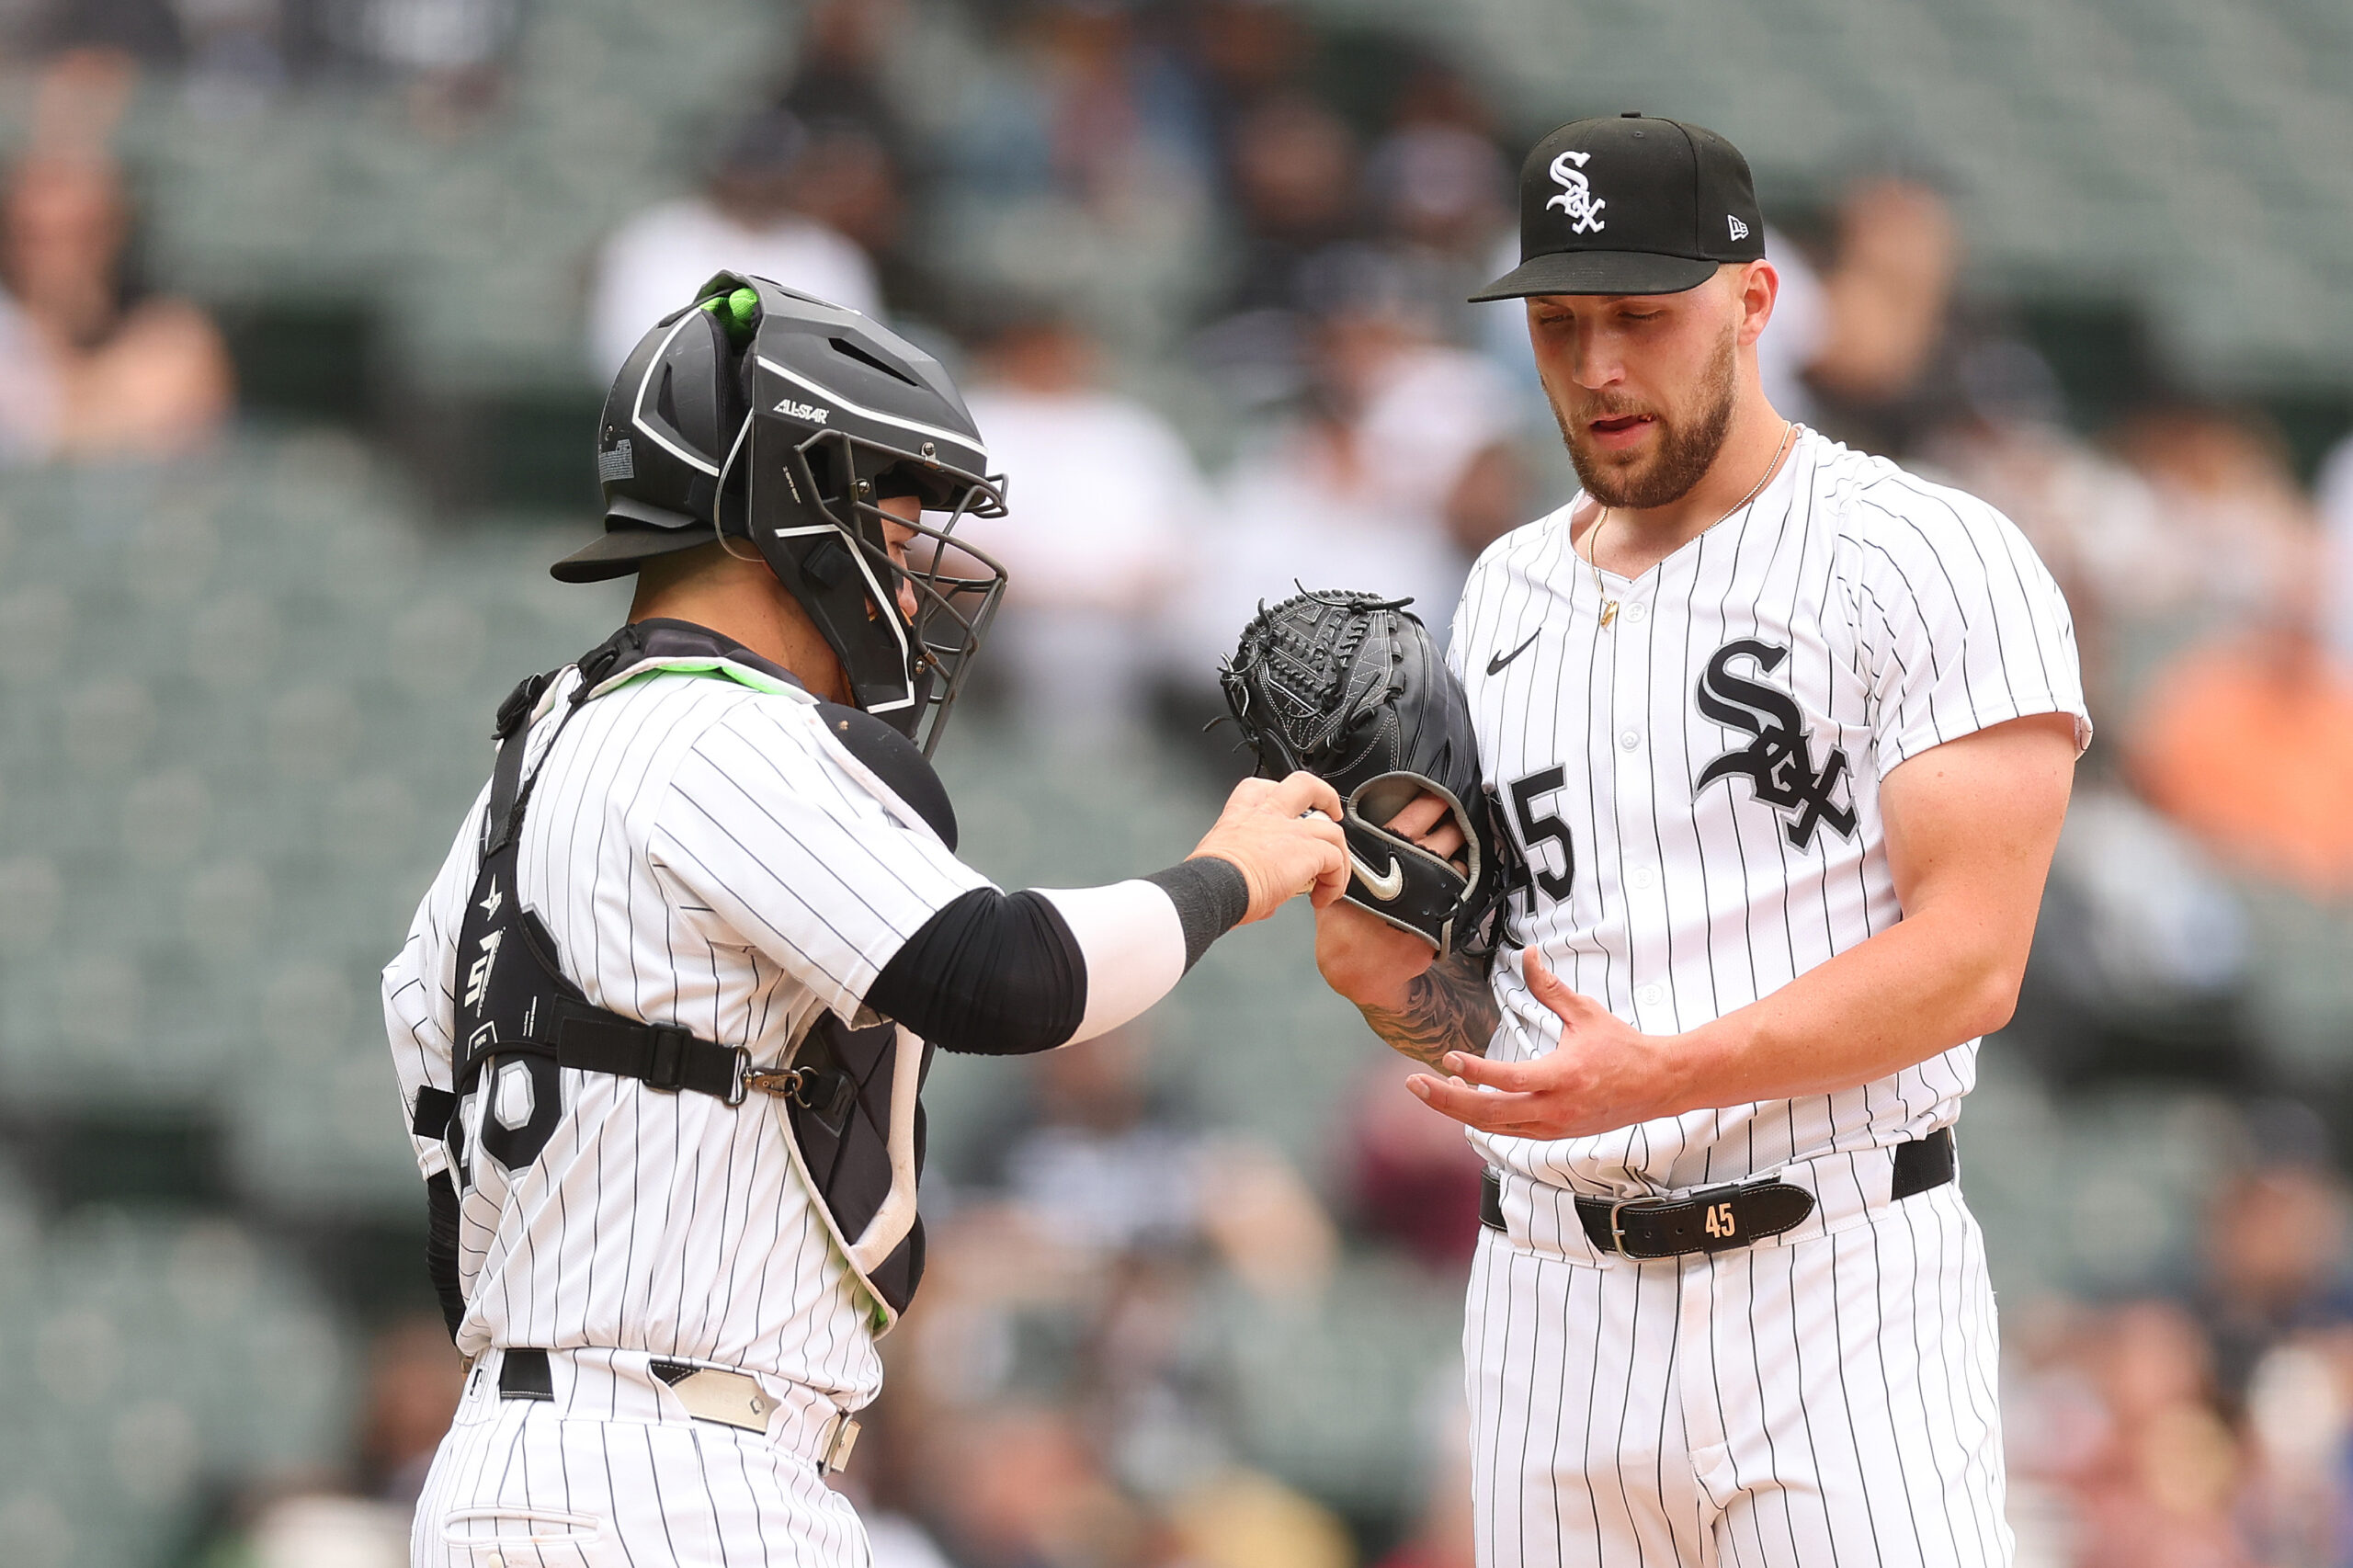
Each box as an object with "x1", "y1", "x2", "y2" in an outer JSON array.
[
  {"x1": 4, "y1": 2, "x2": 2353, "y2": 1566},
  {"x1": 0, "y1": 49, "x2": 231, "y2": 462},
  {"x1": 2006, "y1": 1137, "x2": 2353, "y2": 1568}
]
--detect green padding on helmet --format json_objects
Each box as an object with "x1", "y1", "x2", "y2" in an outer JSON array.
[{"x1": 699, "y1": 286, "x2": 761, "y2": 346}]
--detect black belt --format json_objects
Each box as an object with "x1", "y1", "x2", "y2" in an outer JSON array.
[{"x1": 1477, "y1": 1128, "x2": 1954, "y2": 1261}]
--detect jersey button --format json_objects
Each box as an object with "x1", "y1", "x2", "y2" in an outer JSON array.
[
  {"x1": 1618, "y1": 729, "x2": 1641, "y2": 752},
  {"x1": 1636, "y1": 983, "x2": 1665, "y2": 1006},
  {"x1": 1623, "y1": 601, "x2": 1649, "y2": 624},
  {"x1": 1630, "y1": 865, "x2": 1656, "y2": 890}
]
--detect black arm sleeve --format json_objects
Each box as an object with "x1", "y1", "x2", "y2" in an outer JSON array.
[
  {"x1": 866, "y1": 887, "x2": 1087, "y2": 1056},
  {"x1": 1143, "y1": 857, "x2": 1251, "y2": 971}
]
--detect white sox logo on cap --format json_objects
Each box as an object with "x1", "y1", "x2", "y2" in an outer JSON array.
[{"x1": 1545, "y1": 149, "x2": 1606, "y2": 234}]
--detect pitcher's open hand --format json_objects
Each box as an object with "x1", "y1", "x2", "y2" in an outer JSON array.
[{"x1": 1404, "y1": 951, "x2": 1689, "y2": 1139}]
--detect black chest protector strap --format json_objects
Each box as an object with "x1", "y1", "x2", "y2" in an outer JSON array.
[
  {"x1": 439, "y1": 621, "x2": 940, "y2": 1324},
  {"x1": 450, "y1": 669, "x2": 780, "y2": 1111}
]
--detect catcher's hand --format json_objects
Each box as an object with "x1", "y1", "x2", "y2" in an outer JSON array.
[
  {"x1": 1220, "y1": 588, "x2": 1517, "y2": 959},
  {"x1": 1188, "y1": 771, "x2": 1350, "y2": 924}
]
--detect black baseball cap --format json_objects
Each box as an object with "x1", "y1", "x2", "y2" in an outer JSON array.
[{"x1": 1471, "y1": 112, "x2": 1765, "y2": 301}]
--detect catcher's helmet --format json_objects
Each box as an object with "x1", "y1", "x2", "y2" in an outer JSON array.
[{"x1": 554, "y1": 273, "x2": 1009, "y2": 755}]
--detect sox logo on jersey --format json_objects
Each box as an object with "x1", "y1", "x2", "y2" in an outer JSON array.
[
  {"x1": 1694, "y1": 639, "x2": 1858, "y2": 848},
  {"x1": 1445, "y1": 427, "x2": 2089, "y2": 1568}
]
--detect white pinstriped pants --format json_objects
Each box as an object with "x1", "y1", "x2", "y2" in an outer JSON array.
[
  {"x1": 1466, "y1": 1177, "x2": 2010, "y2": 1568},
  {"x1": 410, "y1": 1349, "x2": 871, "y2": 1567}
]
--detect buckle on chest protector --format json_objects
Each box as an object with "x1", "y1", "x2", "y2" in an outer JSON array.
[{"x1": 739, "y1": 1063, "x2": 857, "y2": 1130}]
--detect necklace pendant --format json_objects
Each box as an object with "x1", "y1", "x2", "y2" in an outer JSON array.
[{"x1": 1599, "y1": 599, "x2": 1619, "y2": 628}]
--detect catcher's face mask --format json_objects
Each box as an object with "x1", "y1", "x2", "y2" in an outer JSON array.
[{"x1": 707, "y1": 276, "x2": 1010, "y2": 756}]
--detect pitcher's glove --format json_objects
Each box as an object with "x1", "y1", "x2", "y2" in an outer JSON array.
[{"x1": 1220, "y1": 588, "x2": 1518, "y2": 959}]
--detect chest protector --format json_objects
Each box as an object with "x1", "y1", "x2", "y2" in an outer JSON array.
[{"x1": 438, "y1": 621, "x2": 950, "y2": 1326}]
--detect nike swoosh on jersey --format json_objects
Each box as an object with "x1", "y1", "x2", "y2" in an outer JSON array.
[
  {"x1": 1349, "y1": 852, "x2": 1405, "y2": 901},
  {"x1": 1485, "y1": 631, "x2": 1540, "y2": 676}
]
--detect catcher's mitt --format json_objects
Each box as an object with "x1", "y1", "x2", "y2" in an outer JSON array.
[{"x1": 1221, "y1": 587, "x2": 1515, "y2": 959}]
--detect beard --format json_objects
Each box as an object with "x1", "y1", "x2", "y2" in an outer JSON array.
[{"x1": 1552, "y1": 328, "x2": 1740, "y2": 510}]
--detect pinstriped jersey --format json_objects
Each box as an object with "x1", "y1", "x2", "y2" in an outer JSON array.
[
  {"x1": 381, "y1": 658, "x2": 989, "y2": 1401},
  {"x1": 1449, "y1": 428, "x2": 2089, "y2": 1199}
]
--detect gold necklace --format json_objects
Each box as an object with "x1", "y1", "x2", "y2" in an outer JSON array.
[{"x1": 1586, "y1": 421, "x2": 1797, "y2": 629}]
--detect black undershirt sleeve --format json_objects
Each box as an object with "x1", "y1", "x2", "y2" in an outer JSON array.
[
  {"x1": 864, "y1": 858, "x2": 1252, "y2": 1057},
  {"x1": 867, "y1": 887, "x2": 1086, "y2": 1056}
]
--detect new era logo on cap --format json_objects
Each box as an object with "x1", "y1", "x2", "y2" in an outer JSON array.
[{"x1": 1471, "y1": 112, "x2": 1767, "y2": 301}]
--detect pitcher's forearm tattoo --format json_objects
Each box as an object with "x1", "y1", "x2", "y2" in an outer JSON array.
[{"x1": 1358, "y1": 949, "x2": 1500, "y2": 1070}]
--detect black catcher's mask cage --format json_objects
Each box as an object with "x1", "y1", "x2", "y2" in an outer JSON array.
[{"x1": 699, "y1": 273, "x2": 1008, "y2": 756}]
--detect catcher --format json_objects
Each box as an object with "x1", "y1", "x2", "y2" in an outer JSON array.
[{"x1": 386, "y1": 276, "x2": 1350, "y2": 1565}]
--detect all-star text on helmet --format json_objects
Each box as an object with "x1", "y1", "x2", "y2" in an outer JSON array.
[{"x1": 555, "y1": 272, "x2": 1010, "y2": 756}]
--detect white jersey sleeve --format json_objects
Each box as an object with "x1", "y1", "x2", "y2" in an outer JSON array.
[
  {"x1": 648, "y1": 698, "x2": 995, "y2": 1028},
  {"x1": 1841, "y1": 471, "x2": 2094, "y2": 773},
  {"x1": 381, "y1": 778, "x2": 491, "y2": 1182}
]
